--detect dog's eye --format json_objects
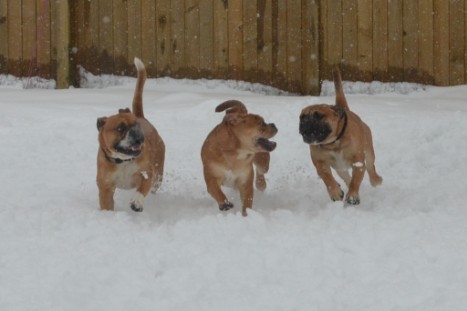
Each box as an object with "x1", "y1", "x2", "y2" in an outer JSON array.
[
  {"x1": 116, "y1": 123, "x2": 127, "y2": 133},
  {"x1": 313, "y1": 112, "x2": 324, "y2": 120}
]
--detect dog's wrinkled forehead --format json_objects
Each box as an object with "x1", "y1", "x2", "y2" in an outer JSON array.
[
  {"x1": 244, "y1": 113, "x2": 265, "y2": 124},
  {"x1": 101, "y1": 111, "x2": 137, "y2": 131},
  {"x1": 300, "y1": 104, "x2": 333, "y2": 116}
]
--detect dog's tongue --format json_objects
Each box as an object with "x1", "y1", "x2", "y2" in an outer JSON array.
[{"x1": 257, "y1": 138, "x2": 277, "y2": 152}]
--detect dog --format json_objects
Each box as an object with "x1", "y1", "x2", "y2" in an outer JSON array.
[
  {"x1": 96, "y1": 57, "x2": 165, "y2": 212},
  {"x1": 299, "y1": 68, "x2": 382, "y2": 205},
  {"x1": 201, "y1": 100, "x2": 278, "y2": 216}
]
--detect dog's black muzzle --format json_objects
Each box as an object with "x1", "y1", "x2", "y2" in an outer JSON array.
[{"x1": 299, "y1": 118, "x2": 331, "y2": 144}]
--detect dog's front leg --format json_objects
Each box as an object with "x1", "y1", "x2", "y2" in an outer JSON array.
[
  {"x1": 131, "y1": 172, "x2": 153, "y2": 212},
  {"x1": 312, "y1": 158, "x2": 344, "y2": 202},
  {"x1": 98, "y1": 183, "x2": 116, "y2": 211},
  {"x1": 346, "y1": 162, "x2": 366, "y2": 205},
  {"x1": 237, "y1": 170, "x2": 254, "y2": 216},
  {"x1": 253, "y1": 152, "x2": 270, "y2": 191}
]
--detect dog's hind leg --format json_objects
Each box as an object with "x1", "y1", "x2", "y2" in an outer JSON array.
[
  {"x1": 364, "y1": 135, "x2": 383, "y2": 187},
  {"x1": 253, "y1": 152, "x2": 270, "y2": 191},
  {"x1": 205, "y1": 175, "x2": 234, "y2": 211}
]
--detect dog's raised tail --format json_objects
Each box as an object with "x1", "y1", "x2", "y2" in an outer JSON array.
[
  {"x1": 333, "y1": 67, "x2": 349, "y2": 111},
  {"x1": 132, "y1": 57, "x2": 147, "y2": 118}
]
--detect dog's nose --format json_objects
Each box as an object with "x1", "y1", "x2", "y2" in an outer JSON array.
[
  {"x1": 129, "y1": 126, "x2": 145, "y2": 144},
  {"x1": 270, "y1": 123, "x2": 278, "y2": 131}
]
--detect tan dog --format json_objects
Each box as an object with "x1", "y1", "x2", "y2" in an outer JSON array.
[
  {"x1": 201, "y1": 100, "x2": 278, "y2": 216},
  {"x1": 299, "y1": 68, "x2": 382, "y2": 205},
  {"x1": 96, "y1": 58, "x2": 165, "y2": 212}
]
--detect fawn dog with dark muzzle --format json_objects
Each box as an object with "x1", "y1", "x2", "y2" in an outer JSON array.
[
  {"x1": 201, "y1": 100, "x2": 278, "y2": 216},
  {"x1": 299, "y1": 68, "x2": 382, "y2": 205},
  {"x1": 96, "y1": 58, "x2": 165, "y2": 212}
]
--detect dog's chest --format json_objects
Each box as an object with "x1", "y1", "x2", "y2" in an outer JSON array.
[
  {"x1": 330, "y1": 151, "x2": 350, "y2": 171},
  {"x1": 113, "y1": 161, "x2": 140, "y2": 189}
]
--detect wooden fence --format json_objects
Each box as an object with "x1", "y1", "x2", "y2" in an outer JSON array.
[{"x1": 0, "y1": 0, "x2": 466, "y2": 94}]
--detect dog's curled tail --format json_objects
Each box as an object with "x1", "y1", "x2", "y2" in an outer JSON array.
[
  {"x1": 132, "y1": 57, "x2": 147, "y2": 118},
  {"x1": 333, "y1": 67, "x2": 350, "y2": 111},
  {"x1": 215, "y1": 100, "x2": 248, "y2": 115}
]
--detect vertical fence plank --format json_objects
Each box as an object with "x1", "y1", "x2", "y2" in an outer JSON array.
[
  {"x1": 243, "y1": 0, "x2": 257, "y2": 82},
  {"x1": 53, "y1": 0, "x2": 69, "y2": 88},
  {"x1": 257, "y1": 0, "x2": 272, "y2": 86},
  {"x1": 228, "y1": 0, "x2": 243, "y2": 79},
  {"x1": 128, "y1": 0, "x2": 142, "y2": 69},
  {"x1": 272, "y1": 0, "x2": 287, "y2": 88},
  {"x1": 402, "y1": 0, "x2": 418, "y2": 82},
  {"x1": 141, "y1": 0, "x2": 155, "y2": 75},
  {"x1": 322, "y1": 0, "x2": 342, "y2": 80},
  {"x1": 22, "y1": 0, "x2": 37, "y2": 77},
  {"x1": 114, "y1": 0, "x2": 129, "y2": 75},
  {"x1": 302, "y1": 0, "x2": 320, "y2": 95},
  {"x1": 0, "y1": 0, "x2": 8, "y2": 73},
  {"x1": 156, "y1": 0, "x2": 170, "y2": 75},
  {"x1": 213, "y1": 0, "x2": 228, "y2": 79},
  {"x1": 342, "y1": 0, "x2": 358, "y2": 79},
  {"x1": 36, "y1": 0, "x2": 51, "y2": 79},
  {"x1": 286, "y1": 0, "x2": 302, "y2": 92},
  {"x1": 433, "y1": 0, "x2": 449, "y2": 85},
  {"x1": 357, "y1": 0, "x2": 372, "y2": 81},
  {"x1": 99, "y1": 0, "x2": 113, "y2": 74},
  {"x1": 449, "y1": 0, "x2": 464, "y2": 84},
  {"x1": 85, "y1": 0, "x2": 100, "y2": 74},
  {"x1": 373, "y1": 0, "x2": 388, "y2": 81},
  {"x1": 418, "y1": 0, "x2": 434, "y2": 84},
  {"x1": 69, "y1": 0, "x2": 81, "y2": 85},
  {"x1": 185, "y1": 0, "x2": 200, "y2": 76},
  {"x1": 8, "y1": 0, "x2": 22, "y2": 77},
  {"x1": 387, "y1": 0, "x2": 403, "y2": 81},
  {"x1": 319, "y1": 0, "x2": 328, "y2": 82},
  {"x1": 200, "y1": 0, "x2": 214, "y2": 77},
  {"x1": 171, "y1": 0, "x2": 184, "y2": 77}
]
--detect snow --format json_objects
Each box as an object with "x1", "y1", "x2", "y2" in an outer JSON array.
[{"x1": 1, "y1": 72, "x2": 467, "y2": 311}]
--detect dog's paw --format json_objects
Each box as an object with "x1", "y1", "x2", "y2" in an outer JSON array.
[
  {"x1": 130, "y1": 192, "x2": 144, "y2": 212},
  {"x1": 345, "y1": 195, "x2": 360, "y2": 205},
  {"x1": 330, "y1": 188, "x2": 344, "y2": 202},
  {"x1": 219, "y1": 201, "x2": 234, "y2": 211},
  {"x1": 255, "y1": 175, "x2": 267, "y2": 192}
]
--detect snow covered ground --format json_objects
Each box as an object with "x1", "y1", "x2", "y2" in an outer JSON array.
[{"x1": 1, "y1": 73, "x2": 467, "y2": 310}]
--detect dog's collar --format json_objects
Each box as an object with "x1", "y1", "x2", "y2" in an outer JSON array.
[
  {"x1": 101, "y1": 148, "x2": 135, "y2": 164},
  {"x1": 320, "y1": 111, "x2": 348, "y2": 146}
]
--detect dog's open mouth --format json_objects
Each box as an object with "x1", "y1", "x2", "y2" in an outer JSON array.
[
  {"x1": 115, "y1": 143, "x2": 142, "y2": 157},
  {"x1": 256, "y1": 137, "x2": 277, "y2": 152}
]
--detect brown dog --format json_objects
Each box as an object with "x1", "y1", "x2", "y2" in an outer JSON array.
[
  {"x1": 96, "y1": 58, "x2": 165, "y2": 212},
  {"x1": 299, "y1": 68, "x2": 382, "y2": 205},
  {"x1": 201, "y1": 100, "x2": 278, "y2": 216}
]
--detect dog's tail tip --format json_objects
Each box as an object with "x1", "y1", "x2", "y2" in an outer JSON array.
[{"x1": 134, "y1": 57, "x2": 145, "y2": 72}]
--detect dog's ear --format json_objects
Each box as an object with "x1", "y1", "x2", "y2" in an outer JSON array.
[
  {"x1": 215, "y1": 100, "x2": 248, "y2": 115},
  {"x1": 223, "y1": 113, "x2": 245, "y2": 125},
  {"x1": 97, "y1": 117, "x2": 107, "y2": 130},
  {"x1": 119, "y1": 108, "x2": 131, "y2": 114},
  {"x1": 331, "y1": 106, "x2": 345, "y2": 119}
]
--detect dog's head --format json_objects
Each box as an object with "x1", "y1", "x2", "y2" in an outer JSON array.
[
  {"x1": 216, "y1": 100, "x2": 278, "y2": 152},
  {"x1": 97, "y1": 108, "x2": 145, "y2": 160},
  {"x1": 299, "y1": 104, "x2": 346, "y2": 145}
]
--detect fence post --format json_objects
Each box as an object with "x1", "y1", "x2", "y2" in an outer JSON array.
[{"x1": 54, "y1": 0, "x2": 70, "y2": 89}]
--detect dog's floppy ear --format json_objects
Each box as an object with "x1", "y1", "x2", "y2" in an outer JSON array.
[
  {"x1": 97, "y1": 117, "x2": 107, "y2": 130},
  {"x1": 331, "y1": 105, "x2": 345, "y2": 119},
  {"x1": 215, "y1": 100, "x2": 248, "y2": 115},
  {"x1": 119, "y1": 108, "x2": 131, "y2": 114}
]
